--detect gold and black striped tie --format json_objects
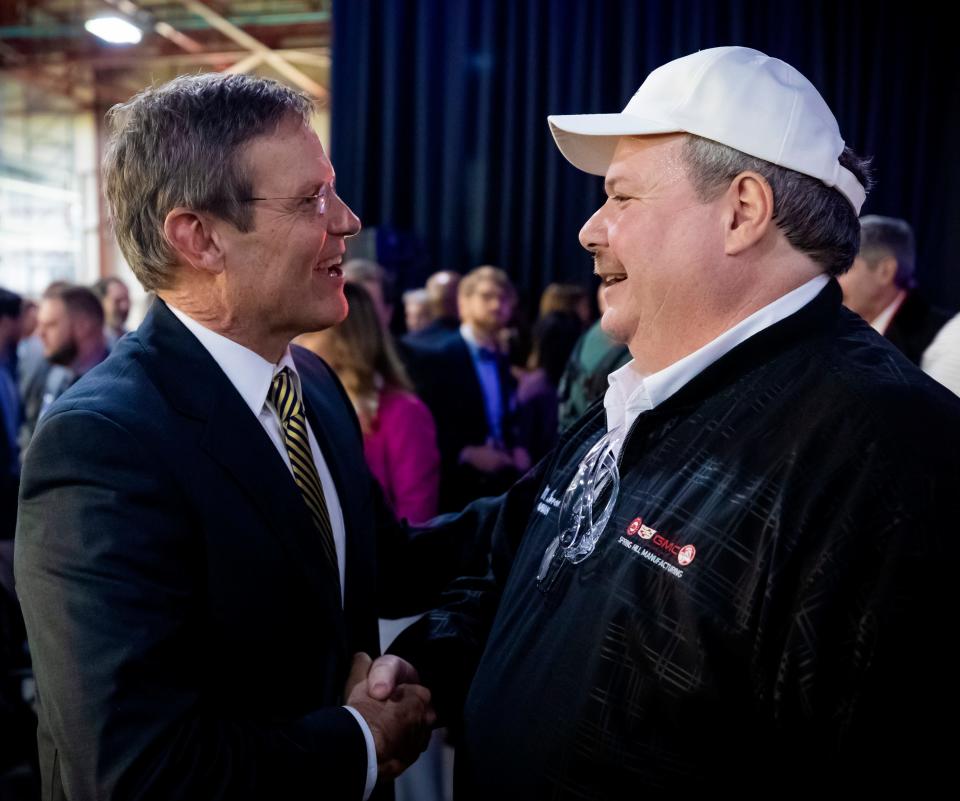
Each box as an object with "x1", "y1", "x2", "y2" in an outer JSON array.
[{"x1": 269, "y1": 368, "x2": 340, "y2": 595}]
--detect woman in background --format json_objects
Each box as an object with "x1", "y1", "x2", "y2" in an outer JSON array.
[
  {"x1": 516, "y1": 310, "x2": 585, "y2": 462},
  {"x1": 299, "y1": 282, "x2": 440, "y2": 524},
  {"x1": 301, "y1": 282, "x2": 447, "y2": 801}
]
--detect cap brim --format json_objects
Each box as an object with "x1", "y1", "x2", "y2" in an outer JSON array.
[{"x1": 548, "y1": 113, "x2": 680, "y2": 175}]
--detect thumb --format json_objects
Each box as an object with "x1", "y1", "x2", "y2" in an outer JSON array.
[
  {"x1": 368, "y1": 655, "x2": 420, "y2": 701},
  {"x1": 344, "y1": 651, "x2": 372, "y2": 699}
]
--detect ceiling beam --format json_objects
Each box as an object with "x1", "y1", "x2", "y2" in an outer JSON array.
[
  {"x1": 177, "y1": 0, "x2": 328, "y2": 103},
  {"x1": 1, "y1": 47, "x2": 329, "y2": 72},
  {"x1": 223, "y1": 51, "x2": 263, "y2": 75},
  {"x1": 101, "y1": 0, "x2": 205, "y2": 54},
  {"x1": 0, "y1": 11, "x2": 330, "y2": 38}
]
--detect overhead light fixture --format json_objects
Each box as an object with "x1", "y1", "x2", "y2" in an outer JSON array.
[{"x1": 84, "y1": 16, "x2": 143, "y2": 45}]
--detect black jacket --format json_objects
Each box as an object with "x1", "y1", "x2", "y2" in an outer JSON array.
[
  {"x1": 404, "y1": 329, "x2": 521, "y2": 512},
  {"x1": 395, "y1": 280, "x2": 960, "y2": 797},
  {"x1": 884, "y1": 290, "x2": 952, "y2": 363}
]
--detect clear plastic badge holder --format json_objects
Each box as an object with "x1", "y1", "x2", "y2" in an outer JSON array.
[{"x1": 537, "y1": 426, "x2": 623, "y2": 588}]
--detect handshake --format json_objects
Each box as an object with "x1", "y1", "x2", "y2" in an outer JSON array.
[{"x1": 345, "y1": 653, "x2": 437, "y2": 779}]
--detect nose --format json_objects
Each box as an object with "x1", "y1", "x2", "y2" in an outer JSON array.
[
  {"x1": 578, "y1": 203, "x2": 609, "y2": 254},
  {"x1": 328, "y1": 189, "x2": 361, "y2": 238}
]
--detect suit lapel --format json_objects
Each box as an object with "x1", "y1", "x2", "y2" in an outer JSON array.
[
  {"x1": 452, "y1": 336, "x2": 490, "y2": 441},
  {"x1": 137, "y1": 301, "x2": 348, "y2": 658}
]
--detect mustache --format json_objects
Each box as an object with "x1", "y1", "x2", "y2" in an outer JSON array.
[{"x1": 592, "y1": 254, "x2": 623, "y2": 276}]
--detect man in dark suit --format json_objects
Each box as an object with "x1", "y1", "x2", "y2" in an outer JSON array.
[
  {"x1": 0, "y1": 289, "x2": 21, "y2": 540},
  {"x1": 91, "y1": 276, "x2": 132, "y2": 347},
  {"x1": 14, "y1": 74, "x2": 449, "y2": 800},
  {"x1": 403, "y1": 270, "x2": 462, "y2": 348},
  {"x1": 838, "y1": 215, "x2": 951, "y2": 363},
  {"x1": 405, "y1": 266, "x2": 530, "y2": 512}
]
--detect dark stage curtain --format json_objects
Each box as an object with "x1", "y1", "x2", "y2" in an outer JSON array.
[{"x1": 331, "y1": 0, "x2": 960, "y2": 311}]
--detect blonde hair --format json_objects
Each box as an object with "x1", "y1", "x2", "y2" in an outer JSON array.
[
  {"x1": 458, "y1": 265, "x2": 516, "y2": 303},
  {"x1": 300, "y1": 282, "x2": 411, "y2": 431},
  {"x1": 538, "y1": 283, "x2": 588, "y2": 319}
]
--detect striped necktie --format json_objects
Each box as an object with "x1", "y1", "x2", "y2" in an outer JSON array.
[{"x1": 269, "y1": 368, "x2": 341, "y2": 595}]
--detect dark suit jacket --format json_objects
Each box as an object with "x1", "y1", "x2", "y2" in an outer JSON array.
[
  {"x1": 401, "y1": 317, "x2": 459, "y2": 351},
  {"x1": 403, "y1": 330, "x2": 520, "y2": 512},
  {"x1": 14, "y1": 300, "x2": 476, "y2": 801},
  {"x1": 884, "y1": 291, "x2": 952, "y2": 364}
]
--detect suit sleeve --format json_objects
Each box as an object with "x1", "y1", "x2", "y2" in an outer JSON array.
[{"x1": 14, "y1": 409, "x2": 368, "y2": 801}]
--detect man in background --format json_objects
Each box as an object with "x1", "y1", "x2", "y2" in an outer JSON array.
[
  {"x1": 92, "y1": 276, "x2": 132, "y2": 347},
  {"x1": 0, "y1": 289, "x2": 22, "y2": 537},
  {"x1": 407, "y1": 266, "x2": 529, "y2": 511},
  {"x1": 838, "y1": 214, "x2": 950, "y2": 362},
  {"x1": 33, "y1": 284, "x2": 109, "y2": 422}
]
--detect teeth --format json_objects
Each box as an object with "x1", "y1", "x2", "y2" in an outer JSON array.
[{"x1": 604, "y1": 275, "x2": 627, "y2": 286}]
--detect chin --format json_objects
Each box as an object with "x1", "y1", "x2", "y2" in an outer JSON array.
[
  {"x1": 320, "y1": 298, "x2": 350, "y2": 330},
  {"x1": 599, "y1": 311, "x2": 630, "y2": 346}
]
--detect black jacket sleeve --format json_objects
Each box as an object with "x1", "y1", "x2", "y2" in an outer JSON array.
[{"x1": 387, "y1": 455, "x2": 553, "y2": 724}]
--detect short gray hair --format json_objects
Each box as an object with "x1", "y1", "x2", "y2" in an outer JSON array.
[
  {"x1": 403, "y1": 288, "x2": 429, "y2": 305},
  {"x1": 102, "y1": 73, "x2": 313, "y2": 291},
  {"x1": 681, "y1": 135, "x2": 873, "y2": 277},
  {"x1": 343, "y1": 259, "x2": 387, "y2": 289},
  {"x1": 858, "y1": 215, "x2": 916, "y2": 290}
]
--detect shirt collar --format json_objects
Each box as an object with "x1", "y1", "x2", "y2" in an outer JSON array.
[
  {"x1": 167, "y1": 305, "x2": 301, "y2": 419},
  {"x1": 605, "y1": 274, "x2": 829, "y2": 434},
  {"x1": 870, "y1": 289, "x2": 907, "y2": 335},
  {"x1": 460, "y1": 323, "x2": 499, "y2": 356}
]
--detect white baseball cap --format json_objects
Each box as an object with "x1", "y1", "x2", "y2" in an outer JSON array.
[{"x1": 548, "y1": 46, "x2": 865, "y2": 213}]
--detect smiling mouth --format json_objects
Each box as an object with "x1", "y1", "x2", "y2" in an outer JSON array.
[
  {"x1": 600, "y1": 273, "x2": 627, "y2": 287},
  {"x1": 317, "y1": 255, "x2": 343, "y2": 276}
]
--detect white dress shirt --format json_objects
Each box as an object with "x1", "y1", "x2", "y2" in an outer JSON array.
[
  {"x1": 604, "y1": 274, "x2": 829, "y2": 453},
  {"x1": 870, "y1": 289, "x2": 907, "y2": 335},
  {"x1": 168, "y1": 305, "x2": 378, "y2": 800},
  {"x1": 922, "y1": 310, "x2": 960, "y2": 397}
]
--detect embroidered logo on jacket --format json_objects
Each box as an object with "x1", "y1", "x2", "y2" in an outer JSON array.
[
  {"x1": 535, "y1": 485, "x2": 563, "y2": 517},
  {"x1": 620, "y1": 516, "x2": 696, "y2": 579}
]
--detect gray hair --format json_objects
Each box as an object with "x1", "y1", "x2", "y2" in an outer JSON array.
[
  {"x1": 681, "y1": 135, "x2": 873, "y2": 276},
  {"x1": 102, "y1": 73, "x2": 313, "y2": 291},
  {"x1": 343, "y1": 258, "x2": 394, "y2": 305},
  {"x1": 403, "y1": 288, "x2": 429, "y2": 305},
  {"x1": 343, "y1": 259, "x2": 387, "y2": 289},
  {"x1": 858, "y1": 215, "x2": 916, "y2": 290}
]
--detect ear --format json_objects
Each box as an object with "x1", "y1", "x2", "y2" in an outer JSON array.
[
  {"x1": 163, "y1": 208, "x2": 226, "y2": 275},
  {"x1": 722, "y1": 171, "x2": 775, "y2": 257},
  {"x1": 874, "y1": 255, "x2": 899, "y2": 285}
]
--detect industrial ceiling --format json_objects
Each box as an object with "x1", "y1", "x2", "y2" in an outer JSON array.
[{"x1": 0, "y1": 1, "x2": 332, "y2": 109}]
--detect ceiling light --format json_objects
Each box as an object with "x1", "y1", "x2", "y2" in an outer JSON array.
[{"x1": 84, "y1": 16, "x2": 143, "y2": 45}]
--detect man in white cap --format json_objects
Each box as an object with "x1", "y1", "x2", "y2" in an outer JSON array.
[{"x1": 366, "y1": 47, "x2": 959, "y2": 796}]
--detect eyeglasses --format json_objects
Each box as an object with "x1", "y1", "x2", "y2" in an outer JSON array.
[
  {"x1": 536, "y1": 426, "x2": 623, "y2": 591},
  {"x1": 240, "y1": 183, "x2": 332, "y2": 216}
]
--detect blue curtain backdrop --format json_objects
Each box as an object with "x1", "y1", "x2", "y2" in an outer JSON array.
[{"x1": 331, "y1": 0, "x2": 959, "y2": 311}]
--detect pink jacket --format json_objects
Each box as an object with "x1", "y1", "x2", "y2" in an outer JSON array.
[{"x1": 363, "y1": 389, "x2": 440, "y2": 524}]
